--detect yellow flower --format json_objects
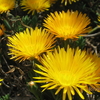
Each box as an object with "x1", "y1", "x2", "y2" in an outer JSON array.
[
  {"x1": 34, "y1": 46, "x2": 100, "y2": 100},
  {"x1": 0, "y1": 79, "x2": 3, "y2": 85},
  {"x1": 0, "y1": 0, "x2": 15, "y2": 14},
  {"x1": 0, "y1": 24, "x2": 6, "y2": 36},
  {"x1": 98, "y1": 15, "x2": 100, "y2": 22},
  {"x1": 43, "y1": 10, "x2": 92, "y2": 40},
  {"x1": 7, "y1": 27, "x2": 56, "y2": 62},
  {"x1": 61, "y1": 0, "x2": 80, "y2": 5},
  {"x1": 20, "y1": 0, "x2": 52, "y2": 15}
]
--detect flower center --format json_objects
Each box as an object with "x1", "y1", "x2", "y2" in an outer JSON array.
[{"x1": 56, "y1": 71, "x2": 78, "y2": 86}]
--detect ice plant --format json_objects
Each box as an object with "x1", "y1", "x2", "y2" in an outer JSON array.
[
  {"x1": 43, "y1": 10, "x2": 92, "y2": 40},
  {"x1": 0, "y1": 24, "x2": 6, "y2": 36},
  {"x1": 7, "y1": 27, "x2": 56, "y2": 62},
  {"x1": 0, "y1": 0, "x2": 15, "y2": 14},
  {"x1": 34, "y1": 46, "x2": 100, "y2": 100},
  {"x1": 61, "y1": 0, "x2": 80, "y2": 5},
  {"x1": 20, "y1": 0, "x2": 52, "y2": 15}
]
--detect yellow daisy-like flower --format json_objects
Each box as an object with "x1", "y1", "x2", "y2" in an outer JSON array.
[
  {"x1": 34, "y1": 46, "x2": 100, "y2": 100},
  {"x1": 43, "y1": 10, "x2": 92, "y2": 40},
  {"x1": 0, "y1": 0, "x2": 15, "y2": 14},
  {"x1": 0, "y1": 24, "x2": 6, "y2": 36},
  {"x1": 61, "y1": 0, "x2": 80, "y2": 5},
  {"x1": 20, "y1": 0, "x2": 52, "y2": 15},
  {"x1": 7, "y1": 27, "x2": 56, "y2": 62}
]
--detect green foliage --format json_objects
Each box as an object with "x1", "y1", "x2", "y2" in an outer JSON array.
[
  {"x1": 75, "y1": 36, "x2": 86, "y2": 49},
  {"x1": 0, "y1": 94, "x2": 10, "y2": 100}
]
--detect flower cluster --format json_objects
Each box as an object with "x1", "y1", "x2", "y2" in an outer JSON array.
[
  {"x1": 1, "y1": 0, "x2": 100, "y2": 100},
  {"x1": 0, "y1": 0, "x2": 81, "y2": 14}
]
